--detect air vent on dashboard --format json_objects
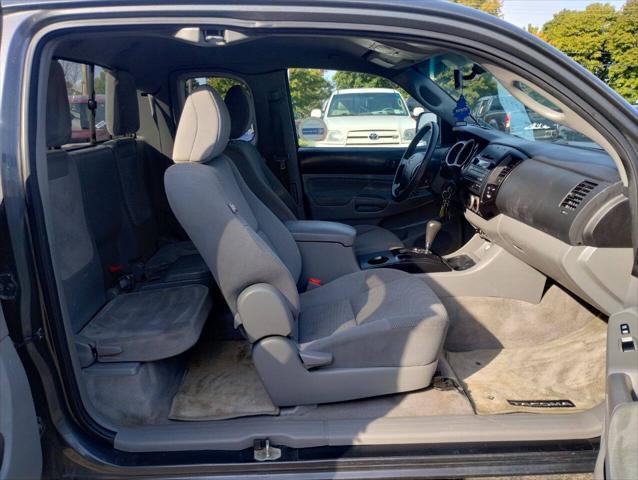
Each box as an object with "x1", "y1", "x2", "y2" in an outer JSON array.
[
  {"x1": 560, "y1": 180, "x2": 598, "y2": 211},
  {"x1": 496, "y1": 166, "x2": 512, "y2": 182}
]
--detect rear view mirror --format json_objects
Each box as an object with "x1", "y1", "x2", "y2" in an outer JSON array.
[
  {"x1": 454, "y1": 69, "x2": 463, "y2": 91},
  {"x1": 310, "y1": 108, "x2": 322, "y2": 118}
]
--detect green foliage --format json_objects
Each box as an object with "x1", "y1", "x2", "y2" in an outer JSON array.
[
  {"x1": 453, "y1": 0, "x2": 503, "y2": 16},
  {"x1": 430, "y1": 63, "x2": 498, "y2": 108},
  {"x1": 542, "y1": 3, "x2": 617, "y2": 81},
  {"x1": 94, "y1": 69, "x2": 106, "y2": 95},
  {"x1": 607, "y1": 0, "x2": 638, "y2": 102},
  {"x1": 333, "y1": 71, "x2": 394, "y2": 90},
  {"x1": 332, "y1": 71, "x2": 409, "y2": 100},
  {"x1": 537, "y1": 1, "x2": 638, "y2": 103},
  {"x1": 206, "y1": 77, "x2": 239, "y2": 98},
  {"x1": 288, "y1": 68, "x2": 332, "y2": 119}
]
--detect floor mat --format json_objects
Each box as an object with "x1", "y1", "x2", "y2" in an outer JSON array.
[
  {"x1": 443, "y1": 285, "x2": 599, "y2": 352},
  {"x1": 169, "y1": 341, "x2": 279, "y2": 421},
  {"x1": 448, "y1": 317, "x2": 607, "y2": 414}
]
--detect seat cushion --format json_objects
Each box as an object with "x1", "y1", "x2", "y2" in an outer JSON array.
[
  {"x1": 79, "y1": 284, "x2": 211, "y2": 362},
  {"x1": 353, "y1": 224, "x2": 403, "y2": 256},
  {"x1": 298, "y1": 269, "x2": 447, "y2": 369}
]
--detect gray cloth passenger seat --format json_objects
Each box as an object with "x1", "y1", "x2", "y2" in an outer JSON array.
[
  {"x1": 222, "y1": 85, "x2": 404, "y2": 256},
  {"x1": 45, "y1": 60, "x2": 211, "y2": 366},
  {"x1": 166, "y1": 87, "x2": 448, "y2": 406},
  {"x1": 103, "y1": 69, "x2": 209, "y2": 285}
]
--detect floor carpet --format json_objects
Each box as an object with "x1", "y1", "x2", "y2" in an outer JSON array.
[{"x1": 169, "y1": 341, "x2": 279, "y2": 421}]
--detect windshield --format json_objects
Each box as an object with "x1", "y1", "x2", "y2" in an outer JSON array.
[
  {"x1": 327, "y1": 92, "x2": 408, "y2": 117},
  {"x1": 427, "y1": 54, "x2": 601, "y2": 150}
]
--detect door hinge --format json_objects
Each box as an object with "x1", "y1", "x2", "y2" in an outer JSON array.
[
  {"x1": 0, "y1": 272, "x2": 18, "y2": 300},
  {"x1": 15, "y1": 328, "x2": 44, "y2": 349},
  {"x1": 253, "y1": 439, "x2": 282, "y2": 462}
]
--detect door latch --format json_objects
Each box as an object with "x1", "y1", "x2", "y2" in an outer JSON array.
[{"x1": 253, "y1": 439, "x2": 281, "y2": 462}]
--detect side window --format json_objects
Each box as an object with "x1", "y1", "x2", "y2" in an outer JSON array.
[
  {"x1": 288, "y1": 69, "x2": 437, "y2": 148},
  {"x1": 59, "y1": 60, "x2": 108, "y2": 145},
  {"x1": 183, "y1": 76, "x2": 255, "y2": 142}
]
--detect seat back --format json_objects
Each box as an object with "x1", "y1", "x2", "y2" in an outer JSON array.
[
  {"x1": 223, "y1": 85, "x2": 298, "y2": 222},
  {"x1": 74, "y1": 145, "x2": 138, "y2": 284},
  {"x1": 45, "y1": 61, "x2": 106, "y2": 332},
  {"x1": 165, "y1": 87, "x2": 301, "y2": 314},
  {"x1": 104, "y1": 70, "x2": 159, "y2": 257}
]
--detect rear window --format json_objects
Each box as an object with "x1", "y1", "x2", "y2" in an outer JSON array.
[
  {"x1": 59, "y1": 60, "x2": 109, "y2": 145},
  {"x1": 183, "y1": 76, "x2": 255, "y2": 142}
]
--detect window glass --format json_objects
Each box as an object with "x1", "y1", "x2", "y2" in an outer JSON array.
[
  {"x1": 427, "y1": 54, "x2": 601, "y2": 150},
  {"x1": 59, "y1": 60, "x2": 109, "y2": 144},
  {"x1": 288, "y1": 69, "x2": 438, "y2": 148},
  {"x1": 184, "y1": 76, "x2": 255, "y2": 142}
]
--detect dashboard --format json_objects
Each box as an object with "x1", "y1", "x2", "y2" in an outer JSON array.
[{"x1": 440, "y1": 126, "x2": 631, "y2": 249}]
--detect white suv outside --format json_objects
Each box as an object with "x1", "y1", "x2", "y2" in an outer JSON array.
[{"x1": 312, "y1": 88, "x2": 424, "y2": 147}]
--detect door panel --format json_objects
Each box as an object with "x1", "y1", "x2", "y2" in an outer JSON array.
[
  {"x1": 299, "y1": 146, "x2": 448, "y2": 248},
  {"x1": 0, "y1": 6, "x2": 42, "y2": 478},
  {"x1": 0, "y1": 305, "x2": 42, "y2": 480},
  {"x1": 595, "y1": 305, "x2": 638, "y2": 479}
]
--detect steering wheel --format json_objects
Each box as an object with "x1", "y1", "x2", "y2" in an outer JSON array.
[{"x1": 392, "y1": 121, "x2": 440, "y2": 202}]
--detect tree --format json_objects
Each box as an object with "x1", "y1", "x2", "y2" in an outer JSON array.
[
  {"x1": 94, "y1": 69, "x2": 106, "y2": 95},
  {"x1": 332, "y1": 71, "x2": 409, "y2": 99},
  {"x1": 542, "y1": 3, "x2": 617, "y2": 82},
  {"x1": 206, "y1": 77, "x2": 238, "y2": 98},
  {"x1": 453, "y1": 0, "x2": 503, "y2": 17},
  {"x1": 333, "y1": 71, "x2": 396, "y2": 90},
  {"x1": 288, "y1": 68, "x2": 332, "y2": 119},
  {"x1": 607, "y1": 0, "x2": 638, "y2": 102}
]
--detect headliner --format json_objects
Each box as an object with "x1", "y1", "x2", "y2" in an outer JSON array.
[{"x1": 53, "y1": 28, "x2": 440, "y2": 91}]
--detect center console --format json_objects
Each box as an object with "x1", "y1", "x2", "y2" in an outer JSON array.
[
  {"x1": 462, "y1": 144, "x2": 523, "y2": 219},
  {"x1": 359, "y1": 248, "x2": 475, "y2": 273}
]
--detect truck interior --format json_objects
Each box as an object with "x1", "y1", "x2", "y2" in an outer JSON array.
[{"x1": 26, "y1": 24, "x2": 635, "y2": 458}]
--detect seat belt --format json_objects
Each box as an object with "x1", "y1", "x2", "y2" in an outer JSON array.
[
  {"x1": 267, "y1": 89, "x2": 305, "y2": 219},
  {"x1": 267, "y1": 90, "x2": 291, "y2": 183}
]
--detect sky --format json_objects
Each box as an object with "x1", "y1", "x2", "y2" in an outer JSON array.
[{"x1": 502, "y1": 0, "x2": 627, "y2": 28}]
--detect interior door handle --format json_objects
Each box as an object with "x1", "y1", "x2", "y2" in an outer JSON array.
[{"x1": 354, "y1": 196, "x2": 388, "y2": 212}]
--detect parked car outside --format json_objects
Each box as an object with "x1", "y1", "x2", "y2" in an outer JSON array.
[
  {"x1": 69, "y1": 94, "x2": 110, "y2": 143},
  {"x1": 312, "y1": 88, "x2": 422, "y2": 146},
  {"x1": 473, "y1": 94, "x2": 558, "y2": 141}
]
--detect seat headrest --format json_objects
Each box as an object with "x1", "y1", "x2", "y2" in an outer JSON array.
[
  {"x1": 46, "y1": 60, "x2": 71, "y2": 148},
  {"x1": 105, "y1": 70, "x2": 140, "y2": 136},
  {"x1": 173, "y1": 87, "x2": 230, "y2": 163},
  {"x1": 224, "y1": 85, "x2": 252, "y2": 140}
]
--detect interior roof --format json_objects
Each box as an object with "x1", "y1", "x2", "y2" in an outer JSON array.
[{"x1": 53, "y1": 30, "x2": 437, "y2": 91}]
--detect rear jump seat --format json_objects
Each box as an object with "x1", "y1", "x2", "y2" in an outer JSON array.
[
  {"x1": 102, "y1": 68, "x2": 209, "y2": 288},
  {"x1": 46, "y1": 60, "x2": 211, "y2": 366}
]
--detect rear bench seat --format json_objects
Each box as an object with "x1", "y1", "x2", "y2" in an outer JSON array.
[
  {"x1": 46, "y1": 60, "x2": 211, "y2": 366},
  {"x1": 102, "y1": 69, "x2": 209, "y2": 286}
]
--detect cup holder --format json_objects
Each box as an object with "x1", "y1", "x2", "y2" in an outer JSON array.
[
  {"x1": 396, "y1": 254, "x2": 411, "y2": 261},
  {"x1": 368, "y1": 255, "x2": 389, "y2": 265}
]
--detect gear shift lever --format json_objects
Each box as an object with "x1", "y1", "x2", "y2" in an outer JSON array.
[{"x1": 424, "y1": 220, "x2": 442, "y2": 254}]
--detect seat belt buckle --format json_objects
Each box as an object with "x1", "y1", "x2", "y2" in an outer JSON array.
[
  {"x1": 307, "y1": 277, "x2": 322, "y2": 290},
  {"x1": 118, "y1": 273, "x2": 135, "y2": 292},
  {"x1": 108, "y1": 264, "x2": 124, "y2": 274}
]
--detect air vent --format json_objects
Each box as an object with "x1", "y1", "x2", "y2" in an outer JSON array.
[
  {"x1": 560, "y1": 180, "x2": 598, "y2": 211},
  {"x1": 496, "y1": 166, "x2": 512, "y2": 182}
]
